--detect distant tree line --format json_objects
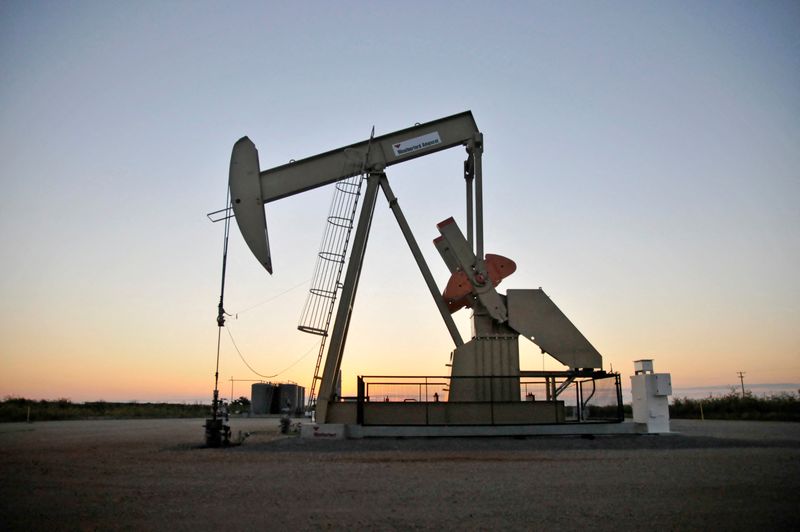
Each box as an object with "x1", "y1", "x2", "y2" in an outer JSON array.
[
  {"x1": 0, "y1": 397, "x2": 211, "y2": 423},
  {"x1": 669, "y1": 390, "x2": 800, "y2": 422},
  {"x1": 3, "y1": 392, "x2": 798, "y2": 423}
]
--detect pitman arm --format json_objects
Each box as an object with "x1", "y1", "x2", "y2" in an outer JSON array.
[
  {"x1": 434, "y1": 218, "x2": 602, "y2": 368},
  {"x1": 435, "y1": 217, "x2": 513, "y2": 322}
]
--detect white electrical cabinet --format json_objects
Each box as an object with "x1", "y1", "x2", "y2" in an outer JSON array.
[{"x1": 630, "y1": 359, "x2": 672, "y2": 433}]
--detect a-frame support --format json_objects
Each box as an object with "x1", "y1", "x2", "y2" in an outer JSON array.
[
  {"x1": 316, "y1": 172, "x2": 467, "y2": 423},
  {"x1": 315, "y1": 172, "x2": 381, "y2": 424}
]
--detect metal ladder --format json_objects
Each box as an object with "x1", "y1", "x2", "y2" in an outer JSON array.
[{"x1": 299, "y1": 144, "x2": 371, "y2": 410}]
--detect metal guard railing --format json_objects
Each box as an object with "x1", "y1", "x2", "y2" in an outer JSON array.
[{"x1": 353, "y1": 372, "x2": 624, "y2": 426}]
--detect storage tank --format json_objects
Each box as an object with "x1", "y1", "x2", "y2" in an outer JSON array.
[
  {"x1": 250, "y1": 383, "x2": 275, "y2": 415},
  {"x1": 277, "y1": 384, "x2": 306, "y2": 415},
  {"x1": 297, "y1": 386, "x2": 306, "y2": 415}
]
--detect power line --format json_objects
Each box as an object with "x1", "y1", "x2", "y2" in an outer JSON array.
[
  {"x1": 225, "y1": 326, "x2": 319, "y2": 379},
  {"x1": 231, "y1": 278, "x2": 312, "y2": 317}
]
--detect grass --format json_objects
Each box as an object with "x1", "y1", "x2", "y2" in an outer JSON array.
[{"x1": 0, "y1": 397, "x2": 211, "y2": 423}]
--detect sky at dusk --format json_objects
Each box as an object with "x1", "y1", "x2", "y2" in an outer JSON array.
[{"x1": 1, "y1": 1, "x2": 798, "y2": 403}]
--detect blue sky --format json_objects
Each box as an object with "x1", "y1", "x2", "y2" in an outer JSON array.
[{"x1": 1, "y1": 1, "x2": 798, "y2": 401}]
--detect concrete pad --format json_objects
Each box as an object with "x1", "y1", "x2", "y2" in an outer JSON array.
[{"x1": 343, "y1": 421, "x2": 641, "y2": 438}]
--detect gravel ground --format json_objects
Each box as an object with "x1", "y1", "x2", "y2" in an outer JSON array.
[{"x1": 1, "y1": 417, "x2": 798, "y2": 530}]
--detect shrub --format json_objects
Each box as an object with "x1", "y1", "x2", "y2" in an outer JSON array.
[
  {"x1": 0, "y1": 397, "x2": 211, "y2": 423},
  {"x1": 670, "y1": 391, "x2": 800, "y2": 421}
]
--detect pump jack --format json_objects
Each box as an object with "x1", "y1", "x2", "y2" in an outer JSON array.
[{"x1": 225, "y1": 111, "x2": 613, "y2": 426}]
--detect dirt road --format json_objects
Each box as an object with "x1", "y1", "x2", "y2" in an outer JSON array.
[{"x1": 1, "y1": 418, "x2": 798, "y2": 530}]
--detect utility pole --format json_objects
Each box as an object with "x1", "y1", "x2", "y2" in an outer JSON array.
[{"x1": 736, "y1": 371, "x2": 746, "y2": 398}]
